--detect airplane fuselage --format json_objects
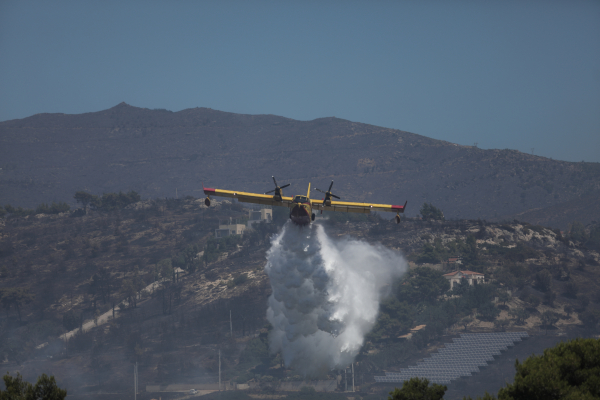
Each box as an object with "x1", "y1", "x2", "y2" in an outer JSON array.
[{"x1": 289, "y1": 195, "x2": 313, "y2": 226}]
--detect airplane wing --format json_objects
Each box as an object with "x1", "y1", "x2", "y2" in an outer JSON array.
[
  {"x1": 311, "y1": 199, "x2": 407, "y2": 214},
  {"x1": 203, "y1": 187, "x2": 294, "y2": 208}
]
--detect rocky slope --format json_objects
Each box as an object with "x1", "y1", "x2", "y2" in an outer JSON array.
[{"x1": 0, "y1": 199, "x2": 599, "y2": 397}]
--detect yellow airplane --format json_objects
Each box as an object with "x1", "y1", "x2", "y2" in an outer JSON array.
[{"x1": 203, "y1": 177, "x2": 407, "y2": 226}]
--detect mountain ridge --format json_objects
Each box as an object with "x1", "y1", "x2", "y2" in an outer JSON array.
[{"x1": 1, "y1": 103, "x2": 599, "y2": 229}]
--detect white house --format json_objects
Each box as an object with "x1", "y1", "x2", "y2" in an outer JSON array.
[
  {"x1": 215, "y1": 217, "x2": 246, "y2": 238},
  {"x1": 247, "y1": 207, "x2": 273, "y2": 228},
  {"x1": 443, "y1": 270, "x2": 485, "y2": 290}
]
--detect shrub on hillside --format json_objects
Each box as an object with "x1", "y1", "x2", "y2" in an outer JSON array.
[
  {"x1": 420, "y1": 203, "x2": 445, "y2": 221},
  {"x1": 389, "y1": 377, "x2": 446, "y2": 400},
  {"x1": 35, "y1": 201, "x2": 70, "y2": 214},
  {"x1": 535, "y1": 270, "x2": 552, "y2": 292},
  {"x1": 568, "y1": 221, "x2": 588, "y2": 244},
  {"x1": 74, "y1": 190, "x2": 141, "y2": 212},
  {"x1": 396, "y1": 267, "x2": 449, "y2": 304}
]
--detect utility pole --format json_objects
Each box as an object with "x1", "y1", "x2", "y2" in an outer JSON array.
[
  {"x1": 531, "y1": 148, "x2": 534, "y2": 155},
  {"x1": 230, "y1": 310, "x2": 233, "y2": 338},
  {"x1": 345, "y1": 368, "x2": 347, "y2": 392},
  {"x1": 219, "y1": 349, "x2": 221, "y2": 391},
  {"x1": 134, "y1": 362, "x2": 138, "y2": 400}
]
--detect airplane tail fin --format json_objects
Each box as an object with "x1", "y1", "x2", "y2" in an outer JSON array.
[{"x1": 307, "y1": 183, "x2": 311, "y2": 198}]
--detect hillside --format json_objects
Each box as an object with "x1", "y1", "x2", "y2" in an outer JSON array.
[
  {"x1": 1, "y1": 103, "x2": 600, "y2": 229},
  {"x1": 497, "y1": 188, "x2": 600, "y2": 229},
  {"x1": 1, "y1": 197, "x2": 599, "y2": 398}
]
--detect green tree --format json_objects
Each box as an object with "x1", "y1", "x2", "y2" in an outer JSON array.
[
  {"x1": 396, "y1": 267, "x2": 450, "y2": 304},
  {"x1": 497, "y1": 291, "x2": 511, "y2": 306},
  {"x1": 494, "y1": 319, "x2": 510, "y2": 331},
  {"x1": 62, "y1": 310, "x2": 79, "y2": 331},
  {"x1": 35, "y1": 202, "x2": 70, "y2": 215},
  {"x1": 563, "y1": 281, "x2": 578, "y2": 298},
  {"x1": 368, "y1": 298, "x2": 415, "y2": 341},
  {"x1": 88, "y1": 268, "x2": 113, "y2": 307},
  {"x1": 74, "y1": 191, "x2": 98, "y2": 214},
  {"x1": 122, "y1": 267, "x2": 144, "y2": 308},
  {"x1": 568, "y1": 221, "x2": 588, "y2": 244},
  {"x1": 509, "y1": 308, "x2": 530, "y2": 325},
  {"x1": 587, "y1": 225, "x2": 600, "y2": 251},
  {"x1": 158, "y1": 258, "x2": 173, "y2": 281},
  {"x1": 497, "y1": 338, "x2": 600, "y2": 400},
  {"x1": 460, "y1": 235, "x2": 482, "y2": 270},
  {"x1": 535, "y1": 270, "x2": 552, "y2": 293},
  {"x1": 540, "y1": 311, "x2": 559, "y2": 329},
  {"x1": 451, "y1": 278, "x2": 471, "y2": 296},
  {"x1": 99, "y1": 190, "x2": 140, "y2": 211},
  {"x1": 3, "y1": 205, "x2": 34, "y2": 217},
  {"x1": 178, "y1": 244, "x2": 201, "y2": 272},
  {"x1": 419, "y1": 203, "x2": 445, "y2": 221},
  {"x1": 478, "y1": 302, "x2": 500, "y2": 322},
  {"x1": 416, "y1": 238, "x2": 446, "y2": 264},
  {"x1": 92, "y1": 267, "x2": 112, "y2": 304},
  {"x1": 388, "y1": 377, "x2": 446, "y2": 400},
  {"x1": 463, "y1": 394, "x2": 497, "y2": 400},
  {"x1": 563, "y1": 305, "x2": 573, "y2": 317},
  {"x1": 0, "y1": 288, "x2": 34, "y2": 322},
  {"x1": 461, "y1": 316, "x2": 473, "y2": 331},
  {"x1": 0, "y1": 372, "x2": 67, "y2": 399},
  {"x1": 528, "y1": 295, "x2": 541, "y2": 307},
  {"x1": 543, "y1": 291, "x2": 556, "y2": 307}
]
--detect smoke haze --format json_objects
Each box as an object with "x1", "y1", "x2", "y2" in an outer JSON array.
[{"x1": 265, "y1": 223, "x2": 407, "y2": 375}]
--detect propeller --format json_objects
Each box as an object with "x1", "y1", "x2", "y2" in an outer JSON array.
[
  {"x1": 265, "y1": 176, "x2": 290, "y2": 197},
  {"x1": 314, "y1": 180, "x2": 340, "y2": 205}
]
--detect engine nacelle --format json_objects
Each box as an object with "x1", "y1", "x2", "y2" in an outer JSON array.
[{"x1": 205, "y1": 197, "x2": 211, "y2": 207}]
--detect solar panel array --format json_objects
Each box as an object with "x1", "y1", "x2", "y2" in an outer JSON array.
[{"x1": 374, "y1": 332, "x2": 529, "y2": 385}]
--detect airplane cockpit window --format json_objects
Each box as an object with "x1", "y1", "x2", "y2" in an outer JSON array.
[{"x1": 293, "y1": 196, "x2": 308, "y2": 203}]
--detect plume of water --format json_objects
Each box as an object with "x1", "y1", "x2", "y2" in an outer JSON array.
[{"x1": 265, "y1": 222, "x2": 407, "y2": 375}]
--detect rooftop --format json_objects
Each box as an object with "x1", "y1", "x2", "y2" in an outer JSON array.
[{"x1": 443, "y1": 270, "x2": 484, "y2": 277}]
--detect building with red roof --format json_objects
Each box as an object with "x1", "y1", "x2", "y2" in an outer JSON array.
[{"x1": 443, "y1": 270, "x2": 484, "y2": 290}]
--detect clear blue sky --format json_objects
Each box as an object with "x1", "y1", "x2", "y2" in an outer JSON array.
[{"x1": 1, "y1": 1, "x2": 599, "y2": 162}]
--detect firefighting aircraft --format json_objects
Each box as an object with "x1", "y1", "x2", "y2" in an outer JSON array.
[{"x1": 203, "y1": 177, "x2": 407, "y2": 226}]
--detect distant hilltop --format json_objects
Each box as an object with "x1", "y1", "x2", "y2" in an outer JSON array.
[{"x1": 1, "y1": 103, "x2": 599, "y2": 229}]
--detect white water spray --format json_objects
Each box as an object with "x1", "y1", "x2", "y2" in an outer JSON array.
[{"x1": 265, "y1": 222, "x2": 407, "y2": 375}]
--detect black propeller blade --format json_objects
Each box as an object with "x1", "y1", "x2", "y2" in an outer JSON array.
[
  {"x1": 314, "y1": 180, "x2": 340, "y2": 204},
  {"x1": 265, "y1": 176, "x2": 290, "y2": 197}
]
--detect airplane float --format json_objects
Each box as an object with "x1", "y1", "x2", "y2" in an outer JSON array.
[{"x1": 203, "y1": 177, "x2": 407, "y2": 226}]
